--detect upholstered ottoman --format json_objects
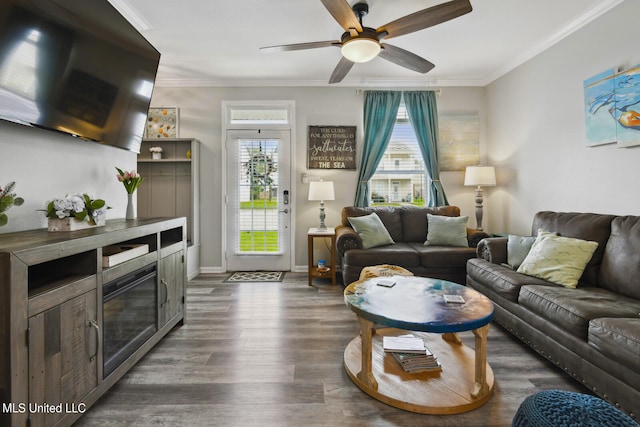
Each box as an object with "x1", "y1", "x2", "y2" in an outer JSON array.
[
  {"x1": 358, "y1": 264, "x2": 414, "y2": 280},
  {"x1": 512, "y1": 390, "x2": 638, "y2": 427}
]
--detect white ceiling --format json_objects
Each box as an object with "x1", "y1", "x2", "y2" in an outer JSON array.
[{"x1": 110, "y1": 0, "x2": 622, "y2": 88}]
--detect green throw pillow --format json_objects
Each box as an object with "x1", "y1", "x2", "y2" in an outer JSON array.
[
  {"x1": 424, "y1": 214, "x2": 469, "y2": 247},
  {"x1": 507, "y1": 234, "x2": 536, "y2": 269},
  {"x1": 348, "y1": 213, "x2": 394, "y2": 249},
  {"x1": 517, "y1": 230, "x2": 598, "y2": 288}
]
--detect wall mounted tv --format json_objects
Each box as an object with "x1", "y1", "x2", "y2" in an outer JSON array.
[{"x1": 0, "y1": 0, "x2": 160, "y2": 153}]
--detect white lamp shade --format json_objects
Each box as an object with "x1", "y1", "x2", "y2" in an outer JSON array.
[
  {"x1": 308, "y1": 181, "x2": 335, "y2": 201},
  {"x1": 464, "y1": 166, "x2": 496, "y2": 187},
  {"x1": 341, "y1": 38, "x2": 380, "y2": 63}
]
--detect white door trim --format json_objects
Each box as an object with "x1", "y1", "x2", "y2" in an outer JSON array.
[{"x1": 221, "y1": 100, "x2": 296, "y2": 272}]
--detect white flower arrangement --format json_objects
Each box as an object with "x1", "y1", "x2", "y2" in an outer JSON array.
[
  {"x1": 43, "y1": 194, "x2": 109, "y2": 225},
  {"x1": 149, "y1": 146, "x2": 163, "y2": 153}
]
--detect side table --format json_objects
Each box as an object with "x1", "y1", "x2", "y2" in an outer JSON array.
[{"x1": 307, "y1": 227, "x2": 337, "y2": 286}]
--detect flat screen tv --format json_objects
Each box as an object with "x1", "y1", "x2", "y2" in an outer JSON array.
[{"x1": 0, "y1": 0, "x2": 160, "y2": 153}]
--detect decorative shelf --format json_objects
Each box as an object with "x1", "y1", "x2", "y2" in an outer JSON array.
[{"x1": 138, "y1": 158, "x2": 192, "y2": 163}]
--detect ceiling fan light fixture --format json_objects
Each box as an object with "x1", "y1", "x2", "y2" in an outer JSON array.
[{"x1": 341, "y1": 37, "x2": 380, "y2": 63}]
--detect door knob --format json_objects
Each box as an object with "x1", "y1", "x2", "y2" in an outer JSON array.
[{"x1": 279, "y1": 209, "x2": 289, "y2": 214}]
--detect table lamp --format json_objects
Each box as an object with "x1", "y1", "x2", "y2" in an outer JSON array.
[
  {"x1": 464, "y1": 166, "x2": 496, "y2": 231},
  {"x1": 308, "y1": 180, "x2": 335, "y2": 231}
]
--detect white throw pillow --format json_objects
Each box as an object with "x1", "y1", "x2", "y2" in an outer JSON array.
[{"x1": 517, "y1": 230, "x2": 598, "y2": 288}]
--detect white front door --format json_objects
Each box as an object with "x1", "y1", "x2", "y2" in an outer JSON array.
[{"x1": 225, "y1": 130, "x2": 291, "y2": 271}]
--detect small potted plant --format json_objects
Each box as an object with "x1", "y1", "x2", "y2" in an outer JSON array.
[
  {"x1": 150, "y1": 146, "x2": 163, "y2": 160},
  {"x1": 0, "y1": 181, "x2": 24, "y2": 227},
  {"x1": 44, "y1": 193, "x2": 109, "y2": 231}
]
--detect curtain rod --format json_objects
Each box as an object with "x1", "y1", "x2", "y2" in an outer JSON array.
[{"x1": 355, "y1": 89, "x2": 442, "y2": 96}]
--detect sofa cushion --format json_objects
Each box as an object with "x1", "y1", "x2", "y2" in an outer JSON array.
[
  {"x1": 401, "y1": 205, "x2": 460, "y2": 242},
  {"x1": 411, "y1": 243, "x2": 476, "y2": 269},
  {"x1": 424, "y1": 214, "x2": 469, "y2": 247},
  {"x1": 466, "y1": 258, "x2": 556, "y2": 302},
  {"x1": 598, "y1": 216, "x2": 640, "y2": 299},
  {"x1": 343, "y1": 242, "x2": 421, "y2": 268},
  {"x1": 518, "y1": 285, "x2": 640, "y2": 338},
  {"x1": 506, "y1": 234, "x2": 536, "y2": 270},
  {"x1": 531, "y1": 212, "x2": 615, "y2": 286},
  {"x1": 348, "y1": 213, "x2": 394, "y2": 249},
  {"x1": 589, "y1": 318, "x2": 640, "y2": 373},
  {"x1": 517, "y1": 230, "x2": 598, "y2": 288},
  {"x1": 342, "y1": 206, "x2": 403, "y2": 242}
]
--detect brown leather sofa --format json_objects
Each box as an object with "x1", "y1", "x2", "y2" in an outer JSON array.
[
  {"x1": 466, "y1": 211, "x2": 640, "y2": 419},
  {"x1": 335, "y1": 205, "x2": 489, "y2": 286}
]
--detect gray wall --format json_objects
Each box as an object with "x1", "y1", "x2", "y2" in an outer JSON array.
[
  {"x1": 0, "y1": 86, "x2": 485, "y2": 272},
  {"x1": 0, "y1": 120, "x2": 136, "y2": 232},
  {"x1": 6, "y1": 0, "x2": 636, "y2": 271},
  {"x1": 485, "y1": 0, "x2": 640, "y2": 234},
  {"x1": 149, "y1": 86, "x2": 487, "y2": 271}
]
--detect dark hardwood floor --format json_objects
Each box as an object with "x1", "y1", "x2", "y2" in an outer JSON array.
[{"x1": 76, "y1": 273, "x2": 588, "y2": 426}]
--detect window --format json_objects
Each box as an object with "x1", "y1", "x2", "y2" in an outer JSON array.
[
  {"x1": 0, "y1": 29, "x2": 40, "y2": 99},
  {"x1": 369, "y1": 103, "x2": 425, "y2": 205},
  {"x1": 228, "y1": 106, "x2": 290, "y2": 125}
]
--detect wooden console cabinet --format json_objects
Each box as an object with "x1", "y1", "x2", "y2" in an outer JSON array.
[{"x1": 0, "y1": 218, "x2": 186, "y2": 427}]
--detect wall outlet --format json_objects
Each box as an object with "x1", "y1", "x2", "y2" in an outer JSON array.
[{"x1": 301, "y1": 173, "x2": 320, "y2": 184}]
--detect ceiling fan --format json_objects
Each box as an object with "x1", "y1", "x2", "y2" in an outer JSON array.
[{"x1": 261, "y1": 0, "x2": 472, "y2": 84}]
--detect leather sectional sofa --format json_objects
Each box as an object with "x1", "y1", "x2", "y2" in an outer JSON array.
[
  {"x1": 466, "y1": 211, "x2": 640, "y2": 419},
  {"x1": 335, "y1": 205, "x2": 489, "y2": 285}
]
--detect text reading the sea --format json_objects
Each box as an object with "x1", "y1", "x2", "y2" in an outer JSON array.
[{"x1": 308, "y1": 125, "x2": 356, "y2": 170}]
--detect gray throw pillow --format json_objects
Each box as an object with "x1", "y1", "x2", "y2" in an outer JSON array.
[
  {"x1": 424, "y1": 214, "x2": 469, "y2": 247},
  {"x1": 348, "y1": 213, "x2": 395, "y2": 249},
  {"x1": 507, "y1": 234, "x2": 536, "y2": 270}
]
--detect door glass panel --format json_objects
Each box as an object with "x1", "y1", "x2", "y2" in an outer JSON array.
[{"x1": 235, "y1": 138, "x2": 280, "y2": 253}]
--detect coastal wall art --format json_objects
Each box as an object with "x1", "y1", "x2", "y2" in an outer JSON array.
[
  {"x1": 584, "y1": 65, "x2": 640, "y2": 148},
  {"x1": 145, "y1": 107, "x2": 179, "y2": 139},
  {"x1": 437, "y1": 112, "x2": 480, "y2": 171}
]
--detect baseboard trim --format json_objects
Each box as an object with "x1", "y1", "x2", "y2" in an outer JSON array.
[
  {"x1": 198, "y1": 266, "x2": 309, "y2": 274},
  {"x1": 199, "y1": 267, "x2": 226, "y2": 274}
]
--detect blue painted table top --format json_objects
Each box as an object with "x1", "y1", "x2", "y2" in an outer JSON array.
[{"x1": 344, "y1": 276, "x2": 494, "y2": 333}]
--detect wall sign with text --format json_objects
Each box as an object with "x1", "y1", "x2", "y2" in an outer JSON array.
[{"x1": 307, "y1": 125, "x2": 356, "y2": 170}]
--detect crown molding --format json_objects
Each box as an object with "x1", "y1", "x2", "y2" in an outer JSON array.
[
  {"x1": 479, "y1": 0, "x2": 624, "y2": 86},
  {"x1": 153, "y1": 76, "x2": 487, "y2": 88}
]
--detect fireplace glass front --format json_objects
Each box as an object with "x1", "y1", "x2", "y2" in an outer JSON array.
[{"x1": 103, "y1": 264, "x2": 157, "y2": 378}]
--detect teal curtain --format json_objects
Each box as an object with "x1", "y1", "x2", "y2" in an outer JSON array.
[
  {"x1": 354, "y1": 91, "x2": 402, "y2": 206},
  {"x1": 403, "y1": 90, "x2": 449, "y2": 206}
]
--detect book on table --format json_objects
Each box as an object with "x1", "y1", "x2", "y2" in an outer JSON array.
[
  {"x1": 383, "y1": 334, "x2": 442, "y2": 373},
  {"x1": 391, "y1": 352, "x2": 442, "y2": 372},
  {"x1": 383, "y1": 335, "x2": 428, "y2": 353}
]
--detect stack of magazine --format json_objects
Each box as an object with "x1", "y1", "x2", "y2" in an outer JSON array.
[{"x1": 383, "y1": 334, "x2": 441, "y2": 373}]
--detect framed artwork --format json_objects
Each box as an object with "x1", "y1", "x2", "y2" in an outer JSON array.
[
  {"x1": 583, "y1": 69, "x2": 617, "y2": 146},
  {"x1": 613, "y1": 65, "x2": 640, "y2": 148},
  {"x1": 437, "y1": 112, "x2": 480, "y2": 171},
  {"x1": 308, "y1": 125, "x2": 356, "y2": 169},
  {"x1": 145, "y1": 107, "x2": 179, "y2": 138},
  {"x1": 584, "y1": 65, "x2": 640, "y2": 148}
]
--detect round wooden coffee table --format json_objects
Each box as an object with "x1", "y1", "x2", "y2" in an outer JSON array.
[{"x1": 343, "y1": 275, "x2": 495, "y2": 414}]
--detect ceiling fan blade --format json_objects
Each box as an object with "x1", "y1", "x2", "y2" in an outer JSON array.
[
  {"x1": 379, "y1": 44, "x2": 435, "y2": 74},
  {"x1": 377, "y1": 0, "x2": 472, "y2": 40},
  {"x1": 261, "y1": 40, "x2": 340, "y2": 53},
  {"x1": 320, "y1": 0, "x2": 362, "y2": 33},
  {"x1": 329, "y1": 57, "x2": 354, "y2": 84}
]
